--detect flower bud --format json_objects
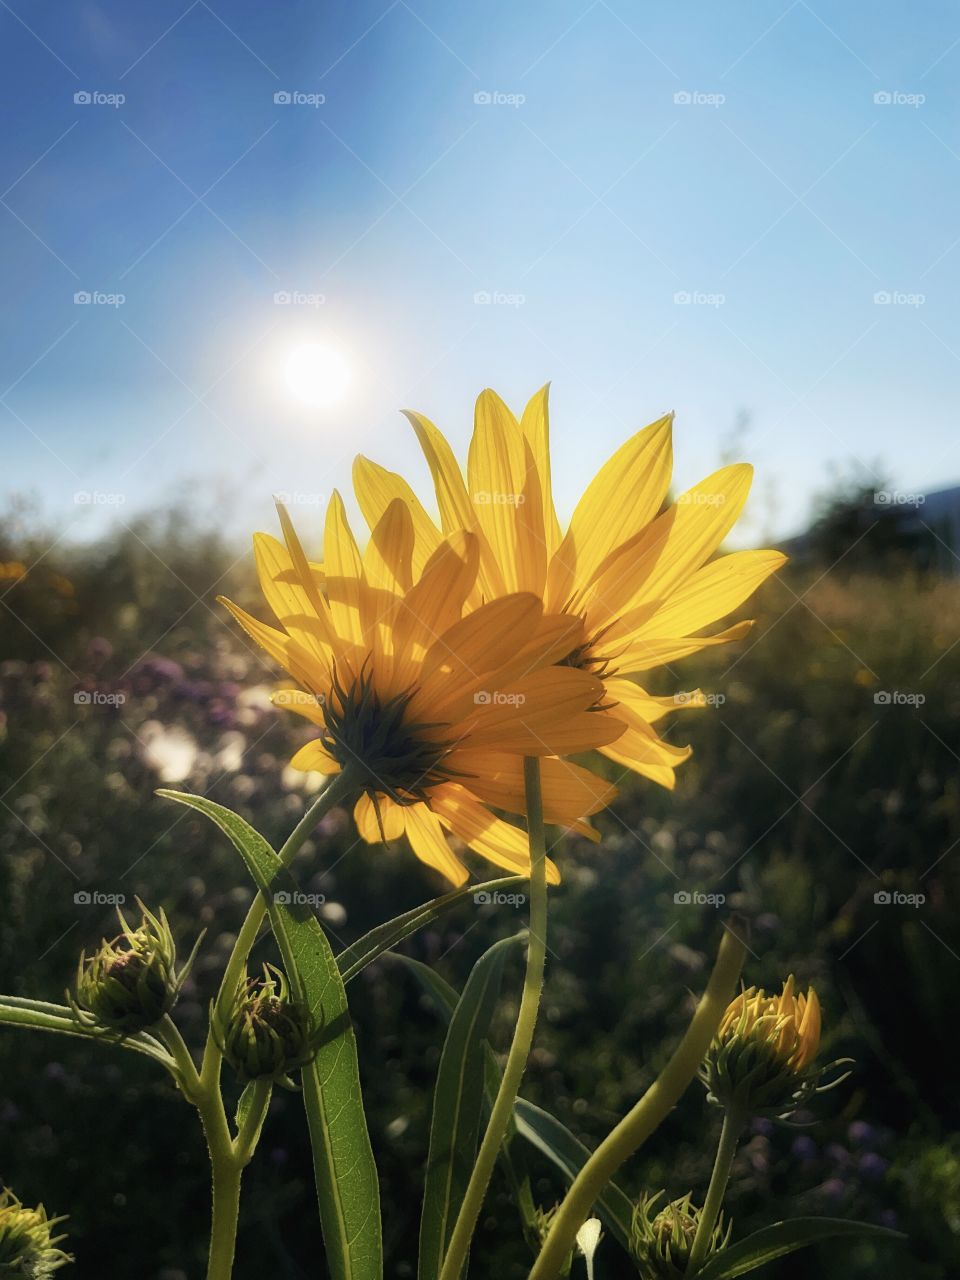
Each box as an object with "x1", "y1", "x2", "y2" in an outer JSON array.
[
  {"x1": 70, "y1": 901, "x2": 199, "y2": 1035},
  {"x1": 700, "y1": 975, "x2": 827, "y2": 1116},
  {"x1": 630, "y1": 1191, "x2": 729, "y2": 1279},
  {"x1": 531, "y1": 1205, "x2": 573, "y2": 1278},
  {"x1": 0, "y1": 1187, "x2": 72, "y2": 1276},
  {"x1": 219, "y1": 964, "x2": 321, "y2": 1083}
]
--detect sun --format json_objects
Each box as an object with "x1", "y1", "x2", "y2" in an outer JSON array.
[{"x1": 281, "y1": 341, "x2": 352, "y2": 409}]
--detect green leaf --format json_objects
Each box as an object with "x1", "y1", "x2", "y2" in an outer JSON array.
[
  {"x1": 512, "y1": 1100, "x2": 635, "y2": 1252},
  {"x1": 418, "y1": 935, "x2": 519, "y2": 1280},
  {"x1": 695, "y1": 1217, "x2": 906, "y2": 1280},
  {"x1": 159, "y1": 790, "x2": 382, "y2": 1280},
  {"x1": 234, "y1": 1080, "x2": 261, "y2": 1132},
  {"x1": 401, "y1": 959, "x2": 633, "y2": 1258},
  {"x1": 402, "y1": 955, "x2": 460, "y2": 1017},
  {"x1": 0, "y1": 995, "x2": 175, "y2": 1069},
  {"x1": 338, "y1": 877, "x2": 526, "y2": 985}
]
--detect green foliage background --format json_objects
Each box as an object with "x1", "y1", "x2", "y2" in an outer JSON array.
[{"x1": 1, "y1": 505, "x2": 957, "y2": 1278}]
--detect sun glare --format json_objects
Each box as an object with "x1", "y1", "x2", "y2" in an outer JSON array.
[{"x1": 281, "y1": 341, "x2": 352, "y2": 409}]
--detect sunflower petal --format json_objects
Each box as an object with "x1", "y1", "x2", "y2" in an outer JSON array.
[
  {"x1": 290, "y1": 738, "x2": 341, "y2": 774},
  {"x1": 619, "y1": 548, "x2": 786, "y2": 641},
  {"x1": 271, "y1": 687, "x2": 327, "y2": 726},
  {"x1": 431, "y1": 783, "x2": 561, "y2": 884},
  {"x1": 604, "y1": 676, "x2": 704, "y2": 725},
  {"x1": 354, "y1": 792, "x2": 405, "y2": 842},
  {"x1": 467, "y1": 389, "x2": 546, "y2": 595},
  {"x1": 520, "y1": 383, "x2": 562, "y2": 554},
  {"x1": 352, "y1": 455, "x2": 442, "y2": 579},
  {"x1": 452, "y1": 750, "x2": 617, "y2": 824},
  {"x1": 609, "y1": 619, "x2": 755, "y2": 672},
  {"x1": 323, "y1": 491, "x2": 365, "y2": 664},
  {"x1": 414, "y1": 593, "x2": 544, "y2": 714},
  {"x1": 587, "y1": 464, "x2": 754, "y2": 627},
  {"x1": 252, "y1": 532, "x2": 336, "y2": 673},
  {"x1": 218, "y1": 596, "x2": 322, "y2": 690},
  {"x1": 462, "y1": 666, "x2": 624, "y2": 754},
  {"x1": 547, "y1": 413, "x2": 673, "y2": 608},
  {"x1": 403, "y1": 802, "x2": 469, "y2": 885}
]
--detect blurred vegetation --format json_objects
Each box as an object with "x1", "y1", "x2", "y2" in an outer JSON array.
[{"x1": 1, "y1": 496, "x2": 958, "y2": 1279}]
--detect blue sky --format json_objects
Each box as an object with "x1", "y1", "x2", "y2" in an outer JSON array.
[{"x1": 1, "y1": 0, "x2": 957, "y2": 550}]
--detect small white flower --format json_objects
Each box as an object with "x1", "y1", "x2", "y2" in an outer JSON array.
[{"x1": 576, "y1": 1217, "x2": 602, "y2": 1278}]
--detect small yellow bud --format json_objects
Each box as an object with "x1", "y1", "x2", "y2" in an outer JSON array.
[{"x1": 701, "y1": 976, "x2": 834, "y2": 1117}]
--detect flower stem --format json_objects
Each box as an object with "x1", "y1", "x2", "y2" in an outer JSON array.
[
  {"x1": 194, "y1": 768, "x2": 357, "y2": 1278},
  {"x1": 438, "y1": 755, "x2": 549, "y2": 1280},
  {"x1": 687, "y1": 1105, "x2": 745, "y2": 1273},
  {"x1": 200, "y1": 769, "x2": 357, "y2": 1090},
  {"x1": 205, "y1": 1142, "x2": 242, "y2": 1280},
  {"x1": 527, "y1": 926, "x2": 747, "y2": 1280}
]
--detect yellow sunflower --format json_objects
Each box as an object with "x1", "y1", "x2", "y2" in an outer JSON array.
[
  {"x1": 352, "y1": 386, "x2": 786, "y2": 788},
  {"x1": 220, "y1": 494, "x2": 624, "y2": 885}
]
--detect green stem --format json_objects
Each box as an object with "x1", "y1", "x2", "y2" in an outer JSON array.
[
  {"x1": 156, "y1": 1014, "x2": 239, "y2": 1279},
  {"x1": 194, "y1": 768, "x2": 357, "y2": 1278},
  {"x1": 439, "y1": 756, "x2": 549, "y2": 1280},
  {"x1": 527, "y1": 927, "x2": 747, "y2": 1280},
  {"x1": 205, "y1": 1137, "x2": 242, "y2": 1280},
  {"x1": 687, "y1": 1106, "x2": 745, "y2": 1273},
  {"x1": 200, "y1": 769, "x2": 357, "y2": 1090},
  {"x1": 158, "y1": 1013, "x2": 203, "y2": 1100}
]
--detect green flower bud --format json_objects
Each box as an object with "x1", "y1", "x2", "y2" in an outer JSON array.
[
  {"x1": 218, "y1": 964, "x2": 322, "y2": 1083},
  {"x1": 531, "y1": 1205, "x2": 573, "y2": 1278},
  {"x1": 69, "y1": 901, "x2": 200, "y2": 1036},
  {"x1": 630, "y1": 1191, "x2": 729, "y2": 1280},
  {"x1": 0, "y1": 1187, "x2": 72, "y2": 1277}
]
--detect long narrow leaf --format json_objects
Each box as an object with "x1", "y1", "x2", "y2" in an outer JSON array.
[
  {"x1": 401, "y1": 957, "x2": 633, "y2": 1257},
  {"x1": 419, "y1": 935, "x2": 519, "y2": 1280},
  {"x1": 338, "y1": 877, "x2": 525, "y2": 985},
  {"x1": 695, "y1": 1217, "x2": 905, "y2": 1280},
  {"x1": 512, "y1": 1100, "x2": 634, "y2": 1251},
  {"x1": 159, "y1": 790, "x2": 382, "y2": 1280},
  {"x1": 0, "y1": 996, "x2": 174, "y2": 1068}
]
